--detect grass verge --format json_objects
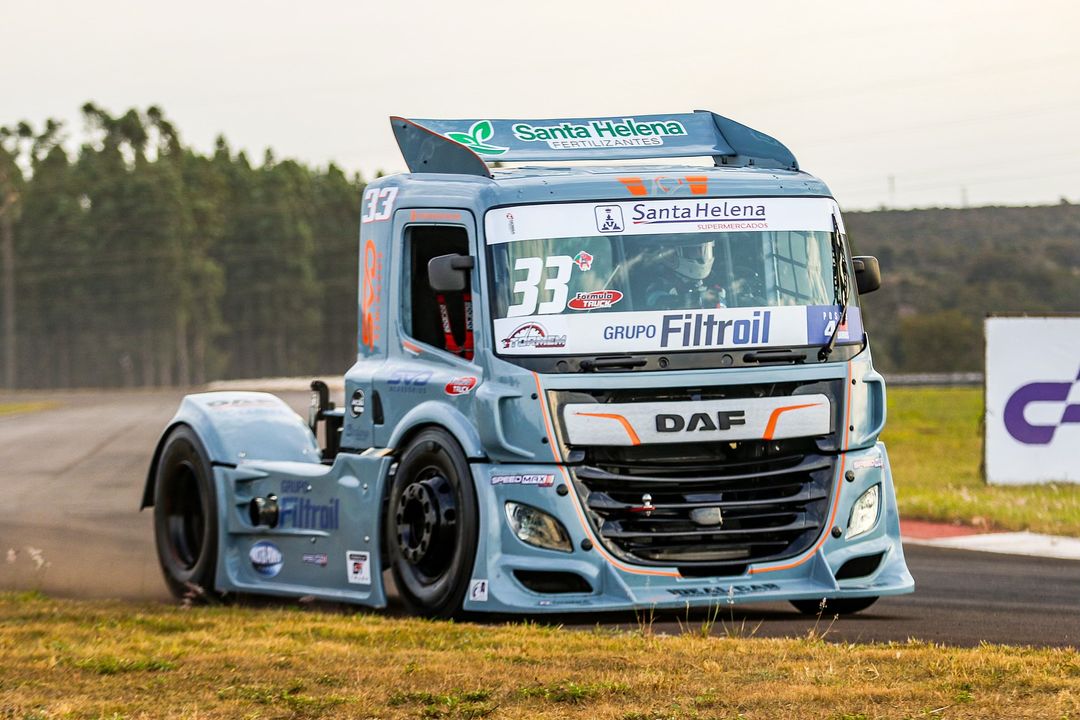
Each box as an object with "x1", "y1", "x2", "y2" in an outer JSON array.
[
  {"x1": 1, "y1": 592, "x2": 1078, "y2": 719},
  {"x1": 886, "y1": 387, "x2": 1080, "y2": 535},
  {"x1": 0, "y1": 401, "x2": 57, "y2": 417}
]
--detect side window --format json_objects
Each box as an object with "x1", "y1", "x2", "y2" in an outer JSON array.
[{"x1": 403, "y1": 225, "x2": 471, "y2": 353}]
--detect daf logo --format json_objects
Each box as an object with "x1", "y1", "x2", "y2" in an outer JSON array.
[{"x1": 655, "y1": 411, "x2": 746, "y2": 433}]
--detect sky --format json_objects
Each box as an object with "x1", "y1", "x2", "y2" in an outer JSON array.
[{"x1": 4, "y1": 0, "x2": 1079, "y2": 210}]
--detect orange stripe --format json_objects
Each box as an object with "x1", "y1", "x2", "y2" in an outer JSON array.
[
  {"x1": 401, "y1": 340, "x2": 422, "y2": 355},
  {"x1": 750, "y1": 362, "x2": 853, "y2": 575},
  {"x1": 685, "y1": 175, "x2": 708, "y2": 195},
  {"x1": 617, "y1": 177, "x2": 648, "y2": 196},
  {"x1": 531, "y1": 373, "x2": 679, "y2": 578},
  {"x1": 531, "y1": 372, "x2": 561, "y2": 463},
  {"x1": 574, "y1": 412, "x2": 641, "y2": 446},
  {"x1": 762, "y1": 403, "x2": 821, "y2": 441}
]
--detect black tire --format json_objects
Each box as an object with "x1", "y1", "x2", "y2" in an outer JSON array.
[
  {"x1": 790, "y1": 596, "x2": 879, "y2": 616},
  {"x1": 386, "y1": 428, "x2": 478, "y2": 618},
  {"x1": 152, "y1": 425, "x2": 219, "y2": 600}
]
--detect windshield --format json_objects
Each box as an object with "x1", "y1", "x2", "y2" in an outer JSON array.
[
  {"x1": 485, "y1": 197, "x2": 861, "y2": 357},
  {"x1": 493, "y1": 230, "x2": 836, "y2": 315}
]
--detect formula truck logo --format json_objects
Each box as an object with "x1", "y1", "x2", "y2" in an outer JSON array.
[
  {"x1": 568, "y1": 290, "x2": 622, "y2": 311},
  {"x1": 1003, "y1": 365, "x2": 1080, "y2": 445},
  {"x1": 501, "y1": 323, "x2": 567, "y2": 350},
  {"x1": 444, "y1": 120, "x2": 509, "y2": 156}
]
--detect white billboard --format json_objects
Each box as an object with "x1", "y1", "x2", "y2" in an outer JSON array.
[{"x1": 985, "y1": 316, "x2": 1080, "y2": 485}]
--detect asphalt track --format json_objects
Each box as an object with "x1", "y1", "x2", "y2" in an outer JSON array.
[{"x1": 2, "y1": 388, "x2": 1078, "y2": 648}]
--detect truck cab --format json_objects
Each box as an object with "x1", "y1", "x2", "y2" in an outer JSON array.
[{"x1": 145, "y1": 111, "x2": 913, "y2": 617}]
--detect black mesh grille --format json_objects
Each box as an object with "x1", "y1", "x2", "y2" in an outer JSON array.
[
  {"x1": 556, "y1": 380, "x2": 842, "y2": 573},
  {"x1": 834, "y1": 552, "x2": 884, "y2": 580}
]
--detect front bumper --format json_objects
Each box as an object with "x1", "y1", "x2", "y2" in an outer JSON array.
[{"x1": 464, "y1": 442, "x2": 913, "y2": 612}]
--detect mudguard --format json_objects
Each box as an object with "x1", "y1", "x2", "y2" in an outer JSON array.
[
  {"x1": 214, "y1": 451, "x2": 393, "y2": 607},
  {"x1": 142, "y1": 391, "x2": 319, "y2": 509},
  {"x1": 144, "y1": 391, "x2": 391, "y2": 606}
]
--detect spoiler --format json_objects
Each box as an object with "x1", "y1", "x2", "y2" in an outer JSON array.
[{"x1": 390, "y1": 111, "x2": 798, "y2": 177}]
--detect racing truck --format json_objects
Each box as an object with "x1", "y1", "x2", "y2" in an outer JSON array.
[{"x1": 142, "y1": 111, "x2": 914, "y2": 618}]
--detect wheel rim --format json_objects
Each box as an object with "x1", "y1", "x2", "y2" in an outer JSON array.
[
  {"x1": 164, "y1": 460, "x2": 204, "y2": 570},
  {"x1": 394, "y1": 465, "x2": 459, "y2": 584}
]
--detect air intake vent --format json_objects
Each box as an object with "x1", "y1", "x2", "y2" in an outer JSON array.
[
  {"x1": 835, "y1": 552, "x2": 885, "y2": 580},
  {"x1": 513, "y1": 570, "x2": 592, "y2": 594}
]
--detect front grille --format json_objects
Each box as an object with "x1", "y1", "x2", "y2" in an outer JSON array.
[
  {"x1": 572, "y1": 440, "x2": 835, "y2": 572},
  {"x1": 555, "y1": 380, "x2": 843, "y2": 574}
]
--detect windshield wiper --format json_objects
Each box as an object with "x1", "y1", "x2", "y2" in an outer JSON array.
[
  {"x1": 818, "y1": 216, "x2": 850, "y2": 362},
  {"x1": 579, "y1": 355, "x2": 648, "y2": 372},
  {"x1": 744, "y1": 349, "x2": 807, "y2": 364}
]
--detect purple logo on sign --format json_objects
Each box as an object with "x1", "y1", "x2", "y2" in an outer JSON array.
[{"x1": 1003, "y1": 366, "x2": 1080, "y2": 445}]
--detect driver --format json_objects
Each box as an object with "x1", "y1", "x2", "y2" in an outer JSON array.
[{"x1": 643, "y1": 238, "x2": 726, "y2": 309}]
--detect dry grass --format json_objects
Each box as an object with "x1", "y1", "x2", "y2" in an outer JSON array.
[
  {"x1": 1, "y1": 592, "x2": 1078, "y2": 719},
  {"x1": 0, "y1": 401, "x2": 57, "y2": 417},
  {"x1": 886, "y1": 387, "x2": 1080, "y2": 535}
]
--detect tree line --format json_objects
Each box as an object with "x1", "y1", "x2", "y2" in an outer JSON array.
[
  {"x1": 0, "y1": 104, "x2": 363, "y2": 389},
  {"x1": 0, "y1": 105, "x2": 1077, "y2": 388},
  {"x1": 847, "y1": 203, "x2": 1079, "y2": 373}
]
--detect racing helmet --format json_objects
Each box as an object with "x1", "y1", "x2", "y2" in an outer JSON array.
[{"x1": 662, "y1": 238, "x2": 715, "y2": 280}]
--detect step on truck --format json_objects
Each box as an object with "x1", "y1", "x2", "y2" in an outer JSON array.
[{"x1": 143, "y1": 111, "x2": 914, "y2": 617}]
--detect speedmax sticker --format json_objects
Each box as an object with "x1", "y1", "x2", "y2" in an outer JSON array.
[{"x1": 491, "y1": 474, "x2": 555, "y2": 487}]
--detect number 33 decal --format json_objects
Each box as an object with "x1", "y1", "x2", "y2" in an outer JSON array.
[
  {"x1": 506, "y1": 256, "x2": 573, "y2": 317},
  {"x1": 361, "y1": 187, "x2": 398, "y2": 223}
]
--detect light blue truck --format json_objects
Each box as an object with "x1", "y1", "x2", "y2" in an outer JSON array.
[{"x1": 143, "y1": 111, "x2": 913, "y2": 617}]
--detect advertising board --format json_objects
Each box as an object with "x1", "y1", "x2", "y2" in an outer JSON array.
[{"x1": 985, "y1": 316, "x2": 1080, "y2": 484}]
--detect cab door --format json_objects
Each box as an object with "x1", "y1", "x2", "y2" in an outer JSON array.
[{"x1": 372, "y1": 209, "x2": 481, "y2": 448}]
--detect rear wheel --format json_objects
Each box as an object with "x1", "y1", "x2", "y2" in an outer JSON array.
[
  {"x1": 153, "y1": 426, "x2": 218, "y2": 600},
  {"x1": 790, "y1": 596, "x2": 879, "y2": 615},
  {"x1": 386, "y1": 428, "x2": 478, "y2": 618}
]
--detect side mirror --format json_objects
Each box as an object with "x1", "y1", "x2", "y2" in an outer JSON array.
[
  {"x1": 428, "y1": 253, "x2": 475, "y2": 293},
  {"x1": 852, "y1": 256, "x2": 881, "y2": 294}
]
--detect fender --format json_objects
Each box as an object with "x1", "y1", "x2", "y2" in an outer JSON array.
[
  {"x1": 386, "y1": 400, "x2": 486, "y2": 460},
  {"x1": 141, "y1": 391, "x2": 319, "y2": 509}
]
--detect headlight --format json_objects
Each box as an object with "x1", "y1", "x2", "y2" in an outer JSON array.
[
  {"x1": 505, "y1": 502, "x2": 572, "y2": 553},
  {"x1": 846, "y1": 484, "x2": 881, "y2": 540}
]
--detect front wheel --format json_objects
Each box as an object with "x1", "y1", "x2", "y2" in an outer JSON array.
[
  {"x1": 790, "y1": 596, "x2": 879, "y2": 615},
  {"x1": 152, "y1": 426, "x2": 219, "y2": 600},
  {"x1": 386, "y1": 428, "x2": 479, "y2": 618}
]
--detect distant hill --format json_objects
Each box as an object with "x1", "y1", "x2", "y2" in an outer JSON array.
[{"x1": 846, "y1": 202, "x2": 1080, "y2": 373}]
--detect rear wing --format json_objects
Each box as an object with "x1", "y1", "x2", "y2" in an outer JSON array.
[{"x1": 390, "y1": 111, "x2": 798, "y2": 177}]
